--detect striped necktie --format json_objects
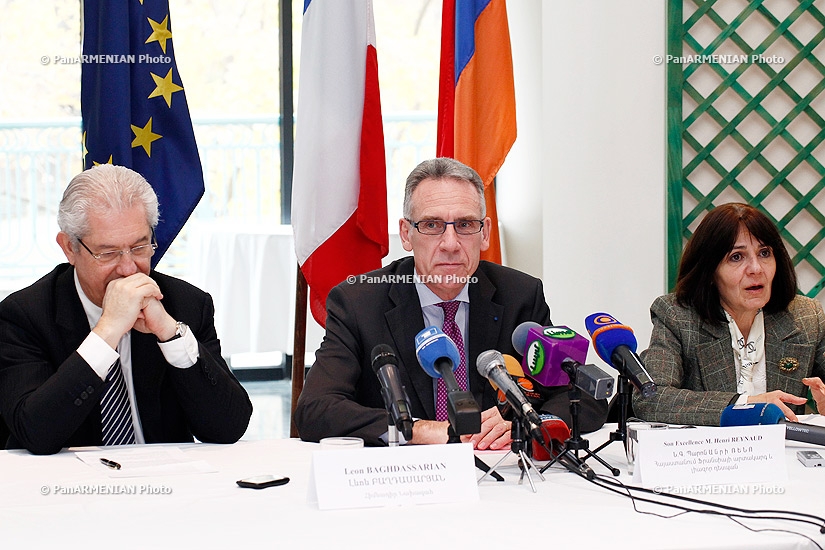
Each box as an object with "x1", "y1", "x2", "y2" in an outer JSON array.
[
  {"x1": 101, "y1": 358, "x2": 136, "y2": 446},
  {"x1": 435, "y1": 301, "x2": 467, "y2": 421}
]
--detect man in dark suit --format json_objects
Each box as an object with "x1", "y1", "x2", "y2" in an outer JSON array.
[
  {"x1": 294, "y1": 158, "x2": 607, "y2": 448},
  {"x1": 0, "y1": 165, "x2": 252, "y2": 454}
]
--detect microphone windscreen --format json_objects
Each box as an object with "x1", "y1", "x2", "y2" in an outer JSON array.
[
  {"x1": 521, "y1": 326, "x2": 588, "y2": 387},
  {"x1": 584, "y1": 312, "x2": 638, "y2": 367},
  {"x1": 532, "y1": 415, "x2": 571, "y2": 461},
  {"x1": 370, "y1": 344, "x2": 396, "y2": 372},
  {"x1": 512, "y1": 321, "x2": 542, "y2": 356},
  {"x1": 720, "y1": 403, "x2": 784, "y2": 426},
  {"x1": 414, "y1": 326, "x2": 461, "y2": 379},
  {"x1": 503, "y1": 354, "x2": 525, "y2": 377}
]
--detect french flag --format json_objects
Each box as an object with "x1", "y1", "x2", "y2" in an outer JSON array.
[
  {"x1": 292, "y1": 0, "x2": 389, "y2": 327},
  {"x1": 437, "y1": 0, "x2": 516, "y2": 264}
]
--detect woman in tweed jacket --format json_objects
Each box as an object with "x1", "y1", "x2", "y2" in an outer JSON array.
[{"x1": 633, "y1": 203, "x2": 825, "y2": 426}]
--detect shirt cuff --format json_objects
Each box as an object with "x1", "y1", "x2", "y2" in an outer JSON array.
[
  {"x1": 734, "y1": 393, "x2": 749, "y2": 406},
  {"x1": 157, "y1": 328, "x2": 199, "y2": 369},
  {"x1": 77, "y1": 332, "x2": 120, "y2": 380}
]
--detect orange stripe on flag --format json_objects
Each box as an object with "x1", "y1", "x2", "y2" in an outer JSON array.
[{"x1": 452, "y1": 0, "x2": 515, "y2": 264}]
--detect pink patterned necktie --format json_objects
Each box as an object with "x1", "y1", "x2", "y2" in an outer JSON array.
[{"x1": 435, "y1": 301, "x2": 467, "y2": 421}]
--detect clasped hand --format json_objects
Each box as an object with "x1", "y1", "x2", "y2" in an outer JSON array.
[{"x1": 92, "y1": 273, "x2": 176, "y2": 349}]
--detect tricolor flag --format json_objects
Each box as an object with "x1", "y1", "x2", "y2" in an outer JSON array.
[
  {"x1": 437, "y1": 0, "x2": 516, "y2": 264},
  {"x1": 292, "y1": 0, "x2": 389, "y2": 327},
  {"x1": 81, "y1": 0, "x2": 204, "y2": 264}
]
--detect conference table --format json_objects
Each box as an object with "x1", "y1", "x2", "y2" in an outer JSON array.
[{"x1": 1, "y1": 426, "x2": 823, "y2": 550}]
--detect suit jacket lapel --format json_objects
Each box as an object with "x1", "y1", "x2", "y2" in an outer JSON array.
[
  {"x1": 764, "y1": 308, "x2": 802, "y2": 393},
  {"x1": 130, "y1": 331, "x2": 168, "y2": 440},
  {"x1": 468, "y1": 266, "x2": 503, "y2": 401},
  {"x1": 54, "y1": 266, "x2": 94, "y2": 360},
  {"x1": 385, "y1": 259, "x2": 431, "y2": 417},
  {"x1": 695, "y1": 317, "x2": 737, "y2": 392}
]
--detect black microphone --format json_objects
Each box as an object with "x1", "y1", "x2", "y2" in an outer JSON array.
[
  {"x1": 371, "y1": 345, "x2": 414, "y2": 441},
  {"x1": 720, "y1": 403, "x2": 825, "y2": 447},
  {"x1": 476, "y1": 350, "x2": 543, "y2": 441}
]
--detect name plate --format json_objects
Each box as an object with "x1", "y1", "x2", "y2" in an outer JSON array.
[
  {"x1": 635, "y1": 425, "x2": 786, "y2": 488},
  {"x1": 307, "y1": 443, "x2": 478, "y2": 510}
]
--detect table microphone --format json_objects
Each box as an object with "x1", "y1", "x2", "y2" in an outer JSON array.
[
  {"x1": 720, "y1": 403, "x2": 825, "y2": 447},
  {"x1": 371, "y1": 344, "x2": 414, "y2": 440}
]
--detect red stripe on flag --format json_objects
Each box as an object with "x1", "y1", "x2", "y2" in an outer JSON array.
[
  {"x1": 357, "y1": 44, "x2": 389, "y2": 252},
  {"x1": 436, "y1": 0, "x2": 457, "y2": 157}
]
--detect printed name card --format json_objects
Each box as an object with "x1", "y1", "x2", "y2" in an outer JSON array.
[
  {"x1": 307, "y1": 443, "x2": 478, "y2": 510},
  {"x1": 635, "y1": 425, "x2": 786, "y2": 488}
]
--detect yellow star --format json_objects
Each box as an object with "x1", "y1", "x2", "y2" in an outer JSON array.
[
  {"x1": 148, "y1": 68, "x2": 184, "y2": 108},
  {"x1": 92, "y1": 155, "x2": 114, "y2": 166},
  {"x1": 82, "y1": 131, "x2": 88, "y2": 160},
  {"x1": 145, "y1": 15, "x2": 172, "y2": 54},
  {"x1": 131, "y1": 118, "x2": 162, "y2": 157}
]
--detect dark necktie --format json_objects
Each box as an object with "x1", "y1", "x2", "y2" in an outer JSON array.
[
  {"x1": 101, "y1": 358, "x2": 136, "y2": 446},
  {"x1": 435, "y1": 301, "x2": 467, "y2": 421}
]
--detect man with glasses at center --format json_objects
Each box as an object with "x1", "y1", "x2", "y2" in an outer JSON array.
[
  {"x1": 295, "y1": 157, "x2": 607, "y2": 448},
  {"x1": 0, "y1": 164, "x2": 252, "y2": 454}
]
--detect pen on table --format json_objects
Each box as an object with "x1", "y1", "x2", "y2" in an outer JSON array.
[{"x1": 100, "y1": 458, "x2": 121, "y2": 470}]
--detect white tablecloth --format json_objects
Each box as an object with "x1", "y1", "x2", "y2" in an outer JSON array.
[{"x1": 2, "y1": 427, "x2": 823, "y2": 549}]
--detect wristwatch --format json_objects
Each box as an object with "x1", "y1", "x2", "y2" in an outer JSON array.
[{"x1": 161, "y1": 321, "x2": 187, "y2": 343}]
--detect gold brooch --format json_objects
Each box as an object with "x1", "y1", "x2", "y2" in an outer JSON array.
[{"x1": 778, "y1": 357, "x2": 799, "y2": 373}]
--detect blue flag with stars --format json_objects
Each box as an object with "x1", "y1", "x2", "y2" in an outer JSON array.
[{"x1": 81, "y1": 0, "x2": 204, "y2": 264}]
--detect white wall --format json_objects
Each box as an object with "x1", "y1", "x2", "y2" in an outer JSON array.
[{"x1": 501, "y1": 1, "x2": 667, "y2": 359}]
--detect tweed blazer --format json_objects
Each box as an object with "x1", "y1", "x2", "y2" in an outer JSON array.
[{"x1": 633, "y1": 293, "x2": 825, "y2": 426}]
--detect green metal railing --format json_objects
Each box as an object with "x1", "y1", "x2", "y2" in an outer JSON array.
[{"x1": 667, "y1": 0, "x2": 825, "y2": 298}]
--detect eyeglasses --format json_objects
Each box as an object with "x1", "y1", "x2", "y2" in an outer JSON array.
[
  {"x1": 408, "y1": 219, "x2": 485, "y2": 236},
  {"x1": 77, "y1": 233, "x2": 158, "y2": 265}
]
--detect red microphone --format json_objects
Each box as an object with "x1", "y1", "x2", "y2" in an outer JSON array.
[{"x1": 532, "y1": 414, "x2": 571, "y2": 461}]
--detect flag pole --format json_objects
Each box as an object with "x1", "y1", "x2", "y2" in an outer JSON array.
[{"x1": 290, "y1": 263, "x2": 308, "y2": 438}]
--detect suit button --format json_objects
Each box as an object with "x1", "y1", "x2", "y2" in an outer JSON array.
[
  {"x1": 210, "y1": 378, "x2": 217, "y2": 386},
  {"x1": 86, "y1": 386, "x2": 95, "y2": 394},
  {"x1": 74, "y1": 399, "x2": 83, "y2": 406},
  {"x1": 80, "y1": 391, "x2": 88, "y2": 399}
]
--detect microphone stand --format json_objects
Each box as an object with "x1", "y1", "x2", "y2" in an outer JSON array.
[
  {"x1": 478, "y1": 418, "x2": 545, "y2": 492},
  {"x1": 590, "y1": 373, "x2": 632, "y2": 457},
  {"x1": 386, "y1": 413, "x2": 400, "y2": 447},
  {"x1": 541, "y1": 364, "x2": 620, "y2": 476}
]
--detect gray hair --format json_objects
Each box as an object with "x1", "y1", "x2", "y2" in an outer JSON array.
[
  {"x1": 57, "y1": 164, "x2": 159, "y2": 244},
  {"x1": 402, "y1": 157, "x2": 485, "y2": 220}
]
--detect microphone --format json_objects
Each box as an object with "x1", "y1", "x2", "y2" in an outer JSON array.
[
  {"x1": 370, "y1": 345, "x2": 414, "y2": 441},
  {"x1": 584, "y1": 312, "x2": 656, "y2": 398},
  {"x1": 476, "y1": 350, "x2": 543, "y2": 440},
  {"x1": 720, "y1": 403, "x2": 825, "y2": 447},
  {"x1": 511, "y1": 322, "x2": 589, "y2": 387},
  {"x1": 531, "y1": 414, "x2": 596, "y2": 480},
  {"x1": 414, "y1": 326, "x2": 481, "y2": 436}
]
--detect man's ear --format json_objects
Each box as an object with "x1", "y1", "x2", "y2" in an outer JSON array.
[
  {"x1": 399, "y1": 218, "x2": 413, "y2": 252},
  {"x1": 56, "y1": 232, "x2": 78, "y2": 265},
  {"x1": 480, "y1": 216, "x2": 492, "y2": 252}
]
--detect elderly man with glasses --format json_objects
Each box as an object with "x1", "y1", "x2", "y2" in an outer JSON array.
[
  {"x1": 295, "y1": 158, "x2": 607, "y2": 448},
  {"x1": 0, "y1": 164, "x2": 252, "y2": 454}
]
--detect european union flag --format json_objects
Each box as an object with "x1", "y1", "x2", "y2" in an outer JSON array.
[{"x1": 81, "y1": 0, "x2": 204, "y2": 264}]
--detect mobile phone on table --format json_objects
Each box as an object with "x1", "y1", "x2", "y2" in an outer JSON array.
[
  {"x1": 797, "y1": 450, "x2": 825, "y2": 467},
  {"x1": 236, "y1": 475, "x2": 290, "y2": 489}
]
